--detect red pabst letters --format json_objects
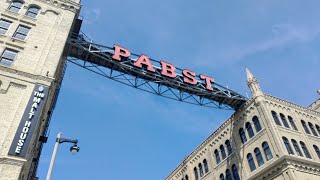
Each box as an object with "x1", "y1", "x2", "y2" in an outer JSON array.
[
  {"x1": 112, "y1": 45, "x2": 131, "y2": 61},
  {"x1": 160, "y1": 61, "x2": 177, "y2": 78},
  {"x1": 200, "y1": 74, "x2": 214, "y2": 91},
  {"x1": 111, "y1": 44, "x2": 216, "y2": 91},
  {"x1": 182, "y1": 69, "x2": 197, "y2": 85},
  {"x1": 133, "y1": 54, "x2": 156, "y2": 72}
]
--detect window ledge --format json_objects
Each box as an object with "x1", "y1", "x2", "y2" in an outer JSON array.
[
  {"x1": 278, "y1": 126, "x2": 301, "y2": 135},
  {"x1": 10, "y1": 37, "x2": 26, "y2": 44},
  {"x1": 21, "y1": 16, "x2": 37, "y2": 26},
  {"x1": 240, "y1": 128, "x2": 266, "y2": 149},
  {"x1": 214, "y1": 152, "x2": 235, "y2": 169},
  {"x1": 199, "y1": 171, "x2": 211, "y2": 180}
]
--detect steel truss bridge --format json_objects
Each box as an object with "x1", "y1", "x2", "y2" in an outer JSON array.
[{"x1": 64, "y1": 32, "x2": 247, "y2": 110}]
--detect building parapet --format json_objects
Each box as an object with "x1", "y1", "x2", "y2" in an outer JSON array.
[{"x1": 264, "y1": 94, "x2": 320, "y2": 116}]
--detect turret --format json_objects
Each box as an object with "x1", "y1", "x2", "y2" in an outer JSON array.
[{"x1": 246, "y1": 67, "x2": 263, "y2": 97}]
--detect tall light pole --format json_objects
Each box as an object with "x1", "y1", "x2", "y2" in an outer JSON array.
[{"x1": 46, "y1": 132, "x2": 80, "y2": 180}]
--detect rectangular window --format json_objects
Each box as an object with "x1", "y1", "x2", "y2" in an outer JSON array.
[
  {"x1": 9, "y1": 2, "x2": 23, "y2": 13},
  {"x1": 13, "y1": 25, "x2": 30, "y2": 40},
  {"x1": 0, "y1": 19, "x2": 12, "y2": 35},
  {"x1": 0, "y1": 48, "x2": 18, "y2": 66}
]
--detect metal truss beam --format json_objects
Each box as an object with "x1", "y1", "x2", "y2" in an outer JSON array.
[{"x1": 65, "y1": 33, "x2": 247, "y2": 110}]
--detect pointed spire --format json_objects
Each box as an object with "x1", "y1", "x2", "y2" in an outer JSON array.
[
  {"x1": 245, "y1": 67, "x2": 263, "y2": 97},
  {"x1": 246, "y1": 66, "x2": 254, "y2": 81}
]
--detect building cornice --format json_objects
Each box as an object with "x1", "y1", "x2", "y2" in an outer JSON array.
[{"x1": 264, "y1": 94, "x2": 320, "y2": 117}]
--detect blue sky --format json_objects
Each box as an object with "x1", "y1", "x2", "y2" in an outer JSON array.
[{"x1": 37, "y1": 0, "x2": 319, "y2": 179}]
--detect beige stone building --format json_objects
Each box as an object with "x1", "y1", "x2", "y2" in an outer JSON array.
[
  {"x1": 165, "y1": 68, "x2": 320, "y2": 180},
  {"x1": 0, "y1": 0, "x2": 80, "y2": 179}
]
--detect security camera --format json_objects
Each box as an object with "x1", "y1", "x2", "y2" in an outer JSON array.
[
  {"x1": 317, "y1": 89, "x2": 320, "y2": 95},
  {"x1": 70, "y1": 144, "x2": 80, "y2": 155}
]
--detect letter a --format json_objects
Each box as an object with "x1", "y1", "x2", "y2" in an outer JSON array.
[
  {"x1": 112, "y1": 44, "x2": 131, "y2": 61},
  {"x1": 133, "y1": 54, "x2": 156, "y2": 72}
]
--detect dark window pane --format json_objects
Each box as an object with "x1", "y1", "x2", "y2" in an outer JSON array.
[
  {"x1": 301, "y1": 120, "x2": 311, "y2": 134},
  {"x1": 253, "y1": 116, "x2": 262, "y2": 132},
  {"x1": 272, "y1": 111, "x2": 281, "y2": 126},
  {"x1": 246, "y1": 122, "x2": 254, "y2": 138},
  {"x1": 199, "y1": 163, "x2": 204, "y2": 177},
  {"x1": 226, "y1": 140, "x2": 232, "y2": 155},
  {"x1": 232, "y1": 165, "x2": 241, "y2": 180},
  {"x1": 247, "y1": 153, "x2": 256, "y2": 171},
  {"x1": 215, "y1": 149, "x2": 221, "y2": 164},
  {"x1": 203, "y1": 159, "x2": 209, "y2": 173},
  {"x1": 220, "y1": 145, "x2": 226, "y2": 160},
  {"x1": 291, "y1": 139, "x2": 302, "y2": 156},
  {"x1": 220, "y1": 174, "x2": 225, "y2": 180},
  {"x1": 254, "y1": 148, "x2": 264, "y2": 166},
  {"x1": 308, "y1": 122, "x2": 318, "y2": 136},
  {"x1": 300, "y1": 141, "x2": 312, "y2": 159},
  {"x1": 288, "y1": 116, "x2": 298, "y2": 131},
  {"x1": 262, "y1": 142, "x2": 273, "y2": 160},
  {"x1": 226, "y1": 169, "x2": 232, "y2": 180},
  {"x1": 194, "y1": 167, "x2": 199, "y2": 180},
  {"x1": 283, "y1": 137, "x2": 294, "y2": 155},
  {"x1": 313, "y1": 145, "x2": 320, "y2": 159},
  {"x1": 280, "y1": 113, "x2": 289, "y2": 128},
  {"x1": 316, "y1": 125, "x2": 320, "y2": 135},
  {"x1": 239, "y1": 128, "x2": 247, "y2": 144}
]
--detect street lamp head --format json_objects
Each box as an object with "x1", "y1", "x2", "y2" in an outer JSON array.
[{"x1": 70, "y1": 144, "x2": 80, "y2": 155}]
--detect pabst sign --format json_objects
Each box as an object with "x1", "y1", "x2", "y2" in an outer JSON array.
[
  {"x1": 9, "y1": 84, "x2": 48, "y2": 157},
  {"x1": 112, "y1": 45, "x2": 215, "y2": 91}
]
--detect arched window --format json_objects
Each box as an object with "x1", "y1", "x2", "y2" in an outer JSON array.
[
  {"x1": 315, "y1": 124, "x2": 320, "y2": 135},
  {"x1": 262, "y1": 142, "x2": 273, "y2": 160},
  {"x1": 225, "y1": 140, "x2": 232, "y2": 155},
  {"x1": 226, "y1": 169, "x2": 232, "y2": 180},
  {"x1": 283, "y1": 137, "x2": 294, "y2": 155},
  {"x1": 8, "y1": 1, "x2": 23, "y2": 13},
  {"x1": 254, "y1": 148, "x2": 264, "y2": 166},
  {"x1": 301, "y1": 120, "x2": 311, "y2": 134},
  {"x1": 239, "y1": 128, "x2": 247, "y2": 144},
  {"x1": 291, "y1": 139, "x2": 302, "y2": 156},
  {"x1": 199, "y1": 163, "x2": 204, "y2": 177},
  {"x1": 246, "y1": 122, "x2": 254, "y2": 138},
  {"x1": 272, "y1": 111, "x2": 281, "y2": 125},
  {"x1": 220, "y1": 145, "x2": 227, "y2": 160},
  {"x1": 194, "y1": 167, "x2": 199, "y2": 180},
  {"x1": 26, "y1": 5, "x2": 40, "y2": 18},
  {"x1": 288, "y1": 116, "x2": 298, "y2": 130},
  {"x1": 300, "y1": 141, "x2": 311, "y2": 159},
  {"x1": 280, "y1": 113, "x2": 289, "y2": 128},
  {"x1": 203, "y1": 159, "x2": 209, "y2": 173},
  {"x1": 253, "y1": 116, "x2": 262, "y2": 132},
  {"x1": 313, "y1": 145, "x2": 320, "y2": 159},
  {"x1": 247, "y1": 153, "x2": 256, "y2": 171},
  {"x1": 308, "y1": 122, "x2": 318, "y2": 136},
  {"x1": 215, "y1": 149, "x2": 221, "y2": 164},
  {"x1": 220, "y1": 174, "x2": 225, "y2": 180},
  {"x1": 185, "y1": 175, "x2": 189, "y2": 180},
  {"x1": 232, "y1": 164, "x2": 240, "y2": 180}
]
